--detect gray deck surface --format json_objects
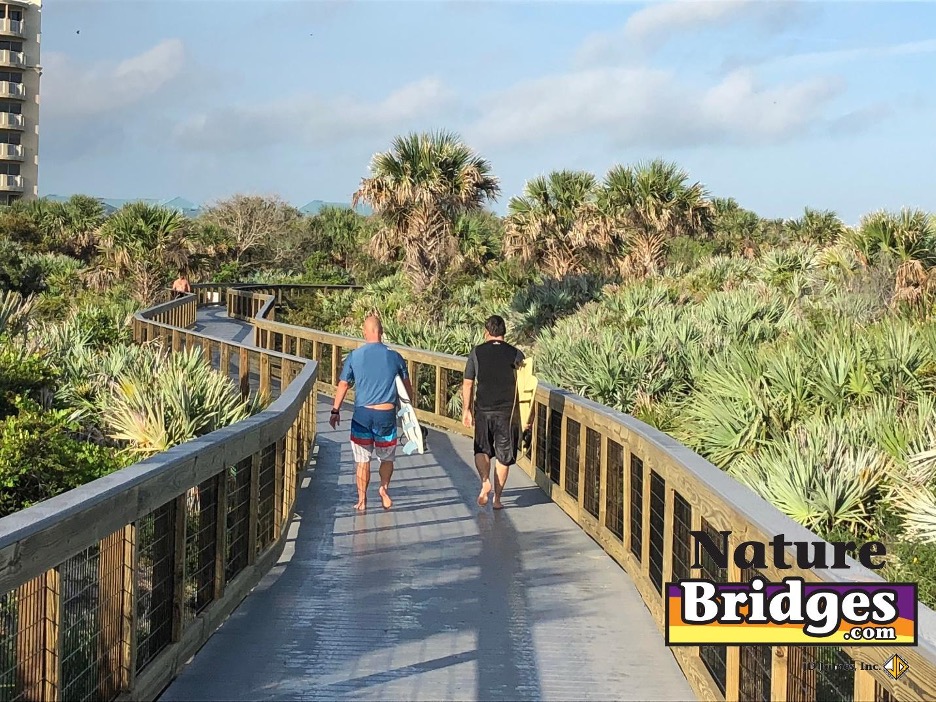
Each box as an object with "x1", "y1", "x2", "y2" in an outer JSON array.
[{"x1": 159, "y1": 306, "x2": 694, "y2": 701}]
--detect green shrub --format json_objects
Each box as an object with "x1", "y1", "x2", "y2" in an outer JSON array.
[
  {"x1": 0, "y1": 346, "x2": 57, "y2": 419},
  {"x1": 0, "y1": 398, "x2": 128, "y2": 517}
]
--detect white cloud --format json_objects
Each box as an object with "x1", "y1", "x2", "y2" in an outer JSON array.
[
  {"x1": 577, "y1": 0, "x2": 807, "y2": 66},
  {"x1": 466, "y1": 66, "x2": 843, "y2": 149},
  {"x1": 173, "y1": 77, "x2": 459, "y2": 151},
  {"x1": 754, "y1": 37, "x2": 936, "y2": 72},
  {"x1": 42, "y1": 39, "x2": 186, "y2": 118}
]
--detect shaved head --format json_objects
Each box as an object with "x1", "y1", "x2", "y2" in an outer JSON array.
[{"x1": 363, "y1": 314, "x2": 383, "y2": 341}]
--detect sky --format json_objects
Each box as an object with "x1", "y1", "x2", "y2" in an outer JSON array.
[{"x1": 39, "y1": 0, "x2": 936, "y2": 224}]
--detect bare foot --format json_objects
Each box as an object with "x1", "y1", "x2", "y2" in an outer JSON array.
[
  {"x1": 354, "y1": 498, "x2": 366, "y2": 511},
  {"x1": 379, "y1": 486, "x2": 393, "y2": 509},
  {"x1": 493, "y1": 499, "x2": 504, "y2": 510},
  {"x1": 477, "y1": 479, "x2": 492, "y2": 506}
]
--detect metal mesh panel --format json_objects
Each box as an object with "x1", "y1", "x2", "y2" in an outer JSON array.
[
  {"x1": 248, "y1": 353, "x2": 260, "y2": 396},
  {"x1": 60, "y1": 546, "x2": 103, "y2": 702},
  {"x1": 583, "y1": 428, "x2": 601, "y2": 518},
  {"x1": 548, "y1": 410, "x2": 562, "y2": 484},
  {"x1": 564, "y1": 419, "x2": 581, "y2": 499},
  {"x1": 629, "y1": 454, "x2": 644, "y2": 559},
  {"x1": 269, "y1": 357, "x2": 282, "y2": 398},
  {"x1": 320, "y1": 344, "x2": 334, "y2": 385},
  {"x1": 739, "y1": 567, "x2": 772, "y2": 702},
  {"x1": 226, "y1": 459, "x2": 252, "y2": 582},
  {"x1": 413, "y1": 363, "x2": 435, "y2": 412},
  {"x1": 256, "y1": 445, "x2": 278, "y2": 554},
  {"x1": 443, "y1": 368, "x2": 462, "y2": 420},
  {"x1": 605, "y1": 440, "x2": 624, "y2": 539},
  {"x1": 787, "y1": 647, "x2": 854, "y2": 702},
  {"x1": 671, "y1": 492, "x2": 692, "y2": 582},
  {"x1": 183, "y1": 477, "x2": 217, "y2": 625},
  {"x1": 648, "y1": 471, "x2": 666, "y2": 592},
  {"x1": 535, "y1": 404, "x2": 548, "y2": 473},
  {"x1": 699, "y1": 519, "x2": 728, "y2": 695},
  {"x1": 0, "y1": 590, "x2": 15, "y2": 701},
  {"x1": 135, "y1": 501, "x2": 174, "y2": 673}
]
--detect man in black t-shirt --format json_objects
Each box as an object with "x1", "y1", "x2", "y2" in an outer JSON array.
[{"x1": 462, "y1": 315, "x2": 527, "y2": 510}]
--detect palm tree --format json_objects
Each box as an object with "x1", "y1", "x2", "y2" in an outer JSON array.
[
  {"x1": 504, "y1": 170, "x2": 609, "y2": 278},
  {"x1": 312, "y1": 205, "x2": 368, "y2": 271},
  {"x1": 596, "y1": 159, "x2": 714, "y2": 277},
  {"x1": 846, "y1": 208, "x2": 936, "y2": 267},
  {"x1": 785, "y1": 207, "x2": 846, "y2": 247},
  {"x1": 453, "y1": 209, "x2": 505, "y2": 275},
  {"x1": 352, "y1": 130, "x2": 500, "y2": 294},
  {"x1": 89, "y1": 202, "x2": 189, "y2": 305}
]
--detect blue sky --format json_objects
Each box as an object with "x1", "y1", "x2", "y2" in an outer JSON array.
[{"x1": 40, "y1": 1, "x2": 936, "y2": 224}]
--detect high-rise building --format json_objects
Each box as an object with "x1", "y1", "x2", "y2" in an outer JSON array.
[{"x1": 0, "y1": 0, "x2": 38, "y2": 204}]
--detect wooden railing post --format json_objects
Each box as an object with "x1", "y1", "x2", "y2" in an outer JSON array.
[
  {"x1": 725, "y1": 541, "x2": 743, "y2": 702},
  {"x1": 770, "y1": 647, "x2": 788, "y2": 702},
  {"x1": 213, "y1": 470, "x2": 229, "y2": 601},
  {"x1": 434, "y1": 365, "x2": 444, "y2": 415},
  {"x1": 98, "y1": 524, "x2": 135, "y2": 699},
  {"x1": 274, "y1": 438, "x2": 285, "y2": 534},
  {"x1": 15, "y1": 570, "x2": 60, "y2": 702},
  {"x1": 259, "y1": 353, "x2": 270, "y2": 399}
]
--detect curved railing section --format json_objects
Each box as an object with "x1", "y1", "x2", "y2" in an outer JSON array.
[
  {"x1": 0, "y1": 290, "x2": 320, "y2": 702},
  {"x1": 233, "y1": 283, "x2": 936, "y2": 702}
]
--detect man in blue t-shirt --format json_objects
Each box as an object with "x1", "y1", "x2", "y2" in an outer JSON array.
[{"x1": 329, "y1": 314, "x2": 413, "y2": 511}]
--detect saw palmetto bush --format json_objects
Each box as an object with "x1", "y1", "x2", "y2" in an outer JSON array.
[
  {"x1": 95, "y1": 345, "x2": 265, "y2": 457},
  {"x1": 727, "y1": 423, "x2": 886, "y2": 537}
]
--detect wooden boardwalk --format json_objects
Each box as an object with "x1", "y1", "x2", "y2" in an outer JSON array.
[{"x1": 159, "y1": 307, "x2": 693, "y2": 701}]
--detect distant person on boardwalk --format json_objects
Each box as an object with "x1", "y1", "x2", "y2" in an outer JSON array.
[
  {"x1": 171, "y1": 273, "x2": 191, "y2": 299},
  {"x1": 330, "y1": 314, "x2": 414, "y2": 511},
  {"x1": 462, "y1": 315, "x2": 529, "y2": 510}
]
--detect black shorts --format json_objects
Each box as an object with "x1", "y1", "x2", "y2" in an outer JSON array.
[{"x1": 473, "y1": 409, "x2": 520, "y2": 466}]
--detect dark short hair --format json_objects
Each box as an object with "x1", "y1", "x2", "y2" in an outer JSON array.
[{"x1": 484, "y1": 315, "x2": 506, "y2": 338}]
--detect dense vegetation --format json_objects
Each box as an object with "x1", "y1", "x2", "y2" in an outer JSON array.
[
  {"x1": 4, "y1": 129, "x2": 936, "y2": 607},
  {"x1": 286, "y1": 133, "x2": 936, "y2": 606}
]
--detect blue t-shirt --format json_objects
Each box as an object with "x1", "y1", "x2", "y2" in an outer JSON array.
[{"x1": 339, "y1": 342, "x2": 409, "y2": 407}]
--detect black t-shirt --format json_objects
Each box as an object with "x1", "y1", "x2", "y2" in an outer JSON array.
[{"x1": 464, "y1": 340, "x2": 525, "y2": 413}]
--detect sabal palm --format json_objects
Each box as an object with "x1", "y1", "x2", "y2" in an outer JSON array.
[
  {"x1": 353, "y1": 131, "x2": 500, "y2": 293},
  {"x1": 786, "y1": 207, "x2": 846, "y2": 246},
  {"x1": 597, "y1": 159, "x2": 714, "y2": 276},
  {"x1": 92, "y1": 202, "x2": 189, "y2": 304},
  {"x1": 504, "y1": 170, "x2": 606, "y2": 278},
  {"x1": 313, "y1": 205, "x2": 368, "y2": 270},
  {"x1": 847, "y1": 208, "x2": 936, "y2": 266}
]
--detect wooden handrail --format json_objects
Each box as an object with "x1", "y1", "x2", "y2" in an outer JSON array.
[{"x1": 0, "y1": 289, "x2": 325, "y2": 702}]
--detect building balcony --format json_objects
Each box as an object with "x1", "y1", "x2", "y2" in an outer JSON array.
[
  {"x1": 0, "y1": 143, "x2": 22, "y2": 160},
  {"x1": 0, "y1": 19, "x2": 24, "y2": 38},
  {"x1": 0, "y1": 174, "x2": 23, "y2": 191},
  {"x1": 0, "y1": 81, "x2": 24, "y2": 99},
  {"x1": 0, "y1": 112, "x2": 24, "y2": 129},
  {"x1": 0, "y1": 50, "x2": 25, "y2": 67}
]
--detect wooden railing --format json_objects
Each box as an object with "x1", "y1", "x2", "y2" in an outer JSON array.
[
  {"x1": 0, "y1": 291, "x2": 319, "y2": 702},
  {"x1": 234, "y1": 283, "x2": 936, "y2": 702},
  {"x1": 4, "y1": 280, "x2": 936, "y2": 702}
]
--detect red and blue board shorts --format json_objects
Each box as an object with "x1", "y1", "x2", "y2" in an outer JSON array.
[{"x1": 349, "y1": 406, "x2": 397, "y2": 462}]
